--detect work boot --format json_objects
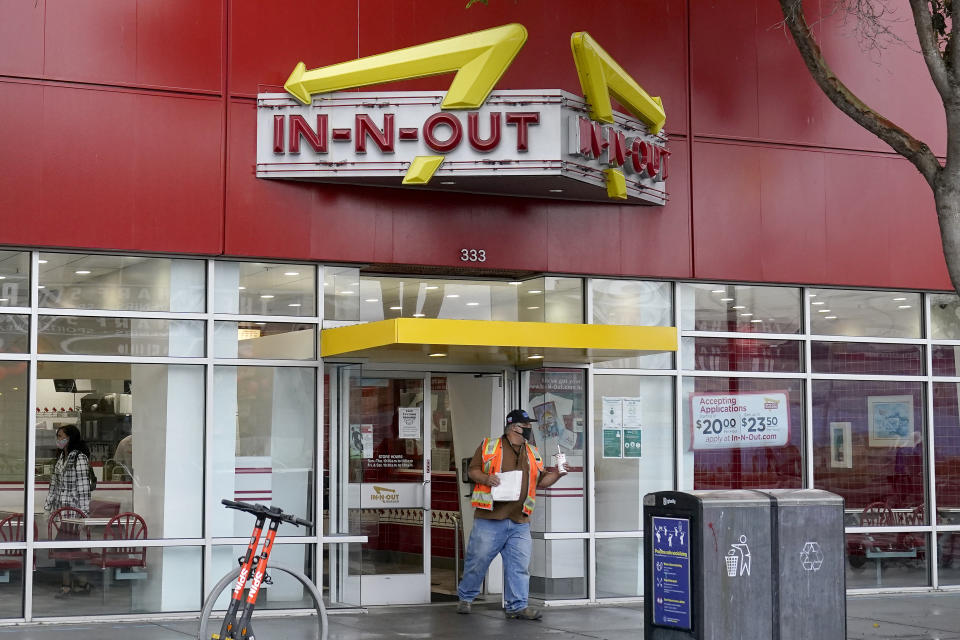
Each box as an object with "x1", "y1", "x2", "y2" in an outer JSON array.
[
  {"x1": 505, "y1": 607, "x2": 542, "y2": 620},
  {"x1": 457, "y1": 600, "x2": 471, "y2": 614}
]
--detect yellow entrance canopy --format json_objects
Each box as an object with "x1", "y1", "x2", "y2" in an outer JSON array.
[{"x1": 320, "y1": 318, "x2": 677, "y2": 366}]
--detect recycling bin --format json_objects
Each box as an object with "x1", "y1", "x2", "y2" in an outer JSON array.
[{"x1": 643, "y1": 489, "x2": 845, "y2": 640}]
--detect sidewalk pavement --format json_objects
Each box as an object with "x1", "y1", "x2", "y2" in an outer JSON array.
[{"x1": 0, "y1": 592, "x2": 958, "y2": 640}]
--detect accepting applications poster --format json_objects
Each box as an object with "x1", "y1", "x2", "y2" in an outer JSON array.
[
  {"x1": 652, "y1": 516, "x2": 691, "y2": 630},
  {"x1": 689, "y1": 391, "x2": 790, "y2": 450}
]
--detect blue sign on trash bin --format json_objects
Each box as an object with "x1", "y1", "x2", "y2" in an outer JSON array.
[{"x1": 652, "y1": 516, "x2": 691, "y2": 630}]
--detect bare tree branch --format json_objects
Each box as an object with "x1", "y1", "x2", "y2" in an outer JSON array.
[
  {"x1": 907, "y1": 0, "x2": 953, "y2": 99},
  {"x1": 778, "y1": 0, "x2": 943, "y2": 186}
]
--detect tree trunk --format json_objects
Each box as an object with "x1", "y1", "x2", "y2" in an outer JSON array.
[{"x1": 935, "y1": 176, "x2": 960, "y2": 292}]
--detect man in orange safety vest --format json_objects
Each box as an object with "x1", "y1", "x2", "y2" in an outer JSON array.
[{"x1": 456, "y1": 409, "x2": 567, "y2": 621}]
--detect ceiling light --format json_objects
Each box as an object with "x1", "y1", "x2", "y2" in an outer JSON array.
[
  {"x1": 811, "y1": 301, "x2": 825, "y2": 305},
  {"x1": 284, "y1": 271, "x2": 300, "y2": 276},
  {"x1": 817, "y1": 309, "x2": 831, "y2": 313},
  {"x1": 238, "y1": 286, "x2": 246, "y2": 290},
  {"x1": 390, "y1": 306, "x2": 402, "y2": 310},
  {"x1": 38, "y1": 285, "x2": 44, "y2": 289},
  {"x1": 898, "y1": 305, "x2": 912, "y2": 309},
  {"x1": 740, "y1": 313, "x2": 753, "y2": 317},
  {"x1": 0, "y1": 299, "x2": 7, "y2": 302},
  {"x1": 527, "y1": 290, "x2": 542, "y2": 294},
  {"x1": 466, "y1": 302, "x2": 479, "y2": 306},
  {"x1": 893, "y1": 297, "x2": 907, "y2": 301},
  {"x1": 323, "y1": 282, "x2": 329, "y2": 286},
  {"x1": 824, "y1": 316, "x2": 837, "y2": 319},
  {"x1": 446, "y1": 294, "x2": 460, "y2": 298},
  {"x1": 528, "y1": 354, "x2": 544, "y2": 359},
  {"x1": 549, "y1": 189, "x2": 564, "y2": 193},
  {"x1": 731, "y1": 305, "x2": 745, "y2": 310},
  {"x1": 750, "y1": 319, "x2": 763, "y2": 323},
  {"x1": 440, "y1": 181, "x2": 456, "y2": 185},
  {"x1": 288, "y1": 303, "x2": 301, "y2": 307},
  {"x1": 413, "y1": 313, "x2": 426, "y2": 317},
  {"x1": 260, "y1": 294, "x2": 274, "y2": 299},
  {"x1": 711, "y1": 289, "x2": 725, "y2": 293},
  {"x1": 425, "y1": 285, "x2": 439, "y2": 290},
  {"x1": 38, "y1": 259, "x2": 48, "y2": 264},
  {"x1": 720, "y1": 298, "x2": 734, "y2": 302},
  {"x1": 0, "y1": 276, "x2": 6, "y2": 280},
  {"x1": 365, "y1": 298, "x2": 379, "y2": 303},
  {"x1": 527, "y1": 306, "x2": 540, "y2": 310},
  {"x1": 429, "y1": 352, "x2": 447, "y2": 357},
  {"x1": 255, "y1": 322, "x2": 266, "y2": 325},
  {"x1": 75, "y1": 270, "x2": 90, "y2": 275},
  {"x1": 509, "y1": 281, "x2": 522, "y2": 286},
  {"x1": 808, "y1": 293, "x2": 816, "y2": 298},
  {"x1": 339, "y1": 290, "x2": 354, "y2": 295}
]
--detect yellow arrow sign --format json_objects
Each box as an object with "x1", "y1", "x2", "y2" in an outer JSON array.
[
  {"x1": 284, "y1": 23, "x2": 528, "y2": 108},
  {"x1": 570, "y1": 31, "x2": 666, "y2": 134}
]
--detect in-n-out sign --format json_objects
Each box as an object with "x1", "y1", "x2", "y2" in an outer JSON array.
[{"x1": 256, "y1": 24, "x2": 668, "y2": 205}]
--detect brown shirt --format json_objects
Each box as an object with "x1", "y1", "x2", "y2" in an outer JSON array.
[{"x1": 469, "y1": 435, "x2": 532, "y2": 524}]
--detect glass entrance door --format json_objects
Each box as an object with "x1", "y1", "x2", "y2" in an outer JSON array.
[{"x1": 334, "y1": 367, "x2": 431, "y2": 605}]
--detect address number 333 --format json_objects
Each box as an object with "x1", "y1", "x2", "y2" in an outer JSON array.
[{"x1": 460, "y1": 249, "x2": 487, "y2": 262}]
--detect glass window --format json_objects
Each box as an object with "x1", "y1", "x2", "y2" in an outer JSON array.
[
  {"x1": 215, "y1": 262, "x2": 316, "y2": 316},
  {"x1": 0, "y1": 363, "x2": 28, "y2": 516},
  {"x1": 680, "y1": 284, "x2": 801, "y2": 334},
  {"x1": 932, "y1": 345, "x2": 960, "y2": 376},
  {"x1": 529, "y1": 539, "x2": 587, "y2": 600},
  {"x1": 31, "y1": 545, "x2": 201, "y2": 615},
  {"x1": 0, "y1": 251, "x2": 30, "y2": 307},
  {"x1": 933, "y1": 383, "x2": 960, "y2": 518},
  {"x1": 811, "y1": 342, "x2": 924, "y2": 376},
  {"x1": 214, "y1": 322, "x2": 316, "y2": 360},
  {"x1": 35, "y1": 362, "x2": 204, "y2": 539},
  {"x1": 681, "y1": 337, "x2": 802, "y2": 372},
  {"x1": 938, "y1": 533, "x2": 960, "y2": 585},
  {"x1": 594, "y1": 279, "x2": 673, "y2": 369},
  {"x1": 812, "y1": 380, "x2": 925, "y2": 519},
  {"x1": 350, "y1": 276, "x2": 583, "y2": 324},
  {"x1": 0, "y1": 315, "x2": 28, "y2": 353},
  {"x1": 594, "y1": 375, "x2": 673, "y2": 531},
  {"x1": 38, "y1": 317, "x2": 204, "y2": 357},
  {"x1": 525, "y1": 368, "x2": 586, "y2": 533},
  {"x1": 39, "y1": 253, "x2": 204, "y2": 312},
  {"x1": 211, "y1": 543, "x2": 315, "y2": 609},
  {"x1": 210, "y1": 366, "x2": 316, "y2": 537},
  {"x1": 808, "y1": 289, "x2": 921, "y2": 338},
  {"x1": 596, "y1": 538, "x2": 643, "y2": 598},
  {"x1": 323, "y1": 267, "x2": 360, "y2": 322},
  {"x1": 845, "y1": 533, "x2": 929, "y2": 588},
  {"x1": 681, "y1": 377, "x2": 804, "y2": 490},
  {"x1": 931, "y1": 293, "x2": 960, "y2": 339}
]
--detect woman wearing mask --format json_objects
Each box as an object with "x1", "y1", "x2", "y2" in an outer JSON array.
[{"x1": 44, "y1": 425, "x2": 93, "y2": 597}]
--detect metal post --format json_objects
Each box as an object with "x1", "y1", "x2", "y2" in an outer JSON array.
[{"x1": 453, "y1": 514, "x2": 461, "y2": 592}]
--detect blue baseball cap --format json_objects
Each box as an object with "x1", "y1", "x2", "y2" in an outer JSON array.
[{"x1": 506, "y1": 409, "x2": 537, "y2": 425}]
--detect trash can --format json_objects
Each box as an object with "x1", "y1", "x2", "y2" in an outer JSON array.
[{"x1": 643, "y1": 489, "x2": 845, "y2": 640}]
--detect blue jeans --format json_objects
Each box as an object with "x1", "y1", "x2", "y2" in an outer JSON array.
[{"x1": 457, "y1": 517, "x2": 532, "y2": 612}]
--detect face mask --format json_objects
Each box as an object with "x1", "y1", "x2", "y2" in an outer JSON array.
[
  {"x1": 56, "y1": 438, "x2": 69, "y2": 449},
  {"x1": 520, "y1": 426, "x2": 532, "y2": 441}
]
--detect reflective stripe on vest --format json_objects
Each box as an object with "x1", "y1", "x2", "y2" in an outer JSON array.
[{"x1": 470, "y1": 437, "x2": 544, "y2": 516}]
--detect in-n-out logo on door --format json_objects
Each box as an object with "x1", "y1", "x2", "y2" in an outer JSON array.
[{"x1": 257, "y1": 24, "x2": 669, "y2": 205}]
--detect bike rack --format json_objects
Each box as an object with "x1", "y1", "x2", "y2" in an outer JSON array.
[{"x1": 198, "y1": 563, "x2": 328, "y2": 640}]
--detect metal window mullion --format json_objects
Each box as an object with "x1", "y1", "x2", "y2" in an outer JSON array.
[
  {"x1": 23, "y1": 250, "x2": 40, "y2": 622},
  {"x1": 924, "y1": 293, "x2": 939, "y2": 588},
  {"x1": 806, "y1": 334, "x2": 924, "y2": 344},
  {"x1": 674, "y1": 282, "x2": 684, "y2": 491},
  {"x1": 585, "y1": 353, "x2": 596, "y2": 603},
  {"x1": 681, "y1": 370, "x2": 806, "y2": 379},
  {"x1": 593, "y1": 367, "x2": 679, "y2": 376},
  {"x1": 213, "y1": 313, "x2": 319, "y2": 324},
  {"x1": 314, "y1": 265, "x2": 324, "y2": 589},
  {"x1": 36, "y1": 308, "x2": 208, "y2": 320},
  {"x1": 36, "y1": 354, "x2": 206, "y2": 365},
  {"x1": 0, "y1": 353, "x2": 30, "y2": 361},
  {"x1": 202, "y1": 258, "x2": 215, "y2": 594},
  {"x1": 803, "y1": 287, "x2": 814, "y2": 489},
  {"x1": 810, "y1": 373, "x2": 926, "y2": 382},
  {"x1": 212, "y1": 358, "x2": 321, "y2": 367},
  {"x1": 682, "y1": 330, "x2": 803, "y2": 341},
  {"x1": 594, "y1": 530, "x2": 643, "y2": 538}
]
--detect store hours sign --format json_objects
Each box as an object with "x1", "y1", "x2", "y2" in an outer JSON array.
[{"x1": 690, "y1": 391, "x2": 790, "y2": 450}]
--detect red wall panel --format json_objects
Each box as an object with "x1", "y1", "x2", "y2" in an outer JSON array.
[
  {"x1": 42, "y1": 0, "x2": 223, "y2": 93},
  {"x1": 0, "y1": 0, "x2": 45, "y2": 78},
  {"x1": 228, "y1": 0, "x2": 359, "y2": 97},
  {"x1": 0, "y1": 81, "x2": 223, "y2": 254}
]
